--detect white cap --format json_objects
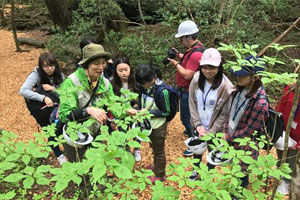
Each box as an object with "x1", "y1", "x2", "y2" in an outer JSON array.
[
  {"x1": 175, "y1": 20, "x2": 199, "y2": 38},
  {"x1": 200, "y1": 48, "x2": 222, "y2": 67}
]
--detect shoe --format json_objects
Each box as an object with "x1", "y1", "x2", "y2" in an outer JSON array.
[
  {"x1": 134, "y1": 149, "x2": 142, "y2": 162},
  {"x1": 183, "y1": 149, "x2": 193, "y2": 157},
  {"x1": 277, "y1": 181, "x2": 289, "y2": 195},
  {"x1": 147, "y1": 176, "x2": 166, "y2": 184},
  {"x1": 189, "y1": 170, "x2": 198, "y2": 181},
  {"x1": 57, "y1": 154, "x2": 67, "y2": 165},
  {"x1": 183, "y1": 130, "x2": 189, "y2": 137}
]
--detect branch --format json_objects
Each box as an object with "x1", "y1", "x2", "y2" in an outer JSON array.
[
  {"x1": 258, "y1": 17, "x2": 300, "y2": 56},
  {"x1": 137, "y1": 0, "x2": 146, "y2": 25},
  {"x1": 209, "y1": 0, "x2": 226, "y2": 46},
  {"x1": 110, "y1": 19, "x2": 144, "y2": 27}
]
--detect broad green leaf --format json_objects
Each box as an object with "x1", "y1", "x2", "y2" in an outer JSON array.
[
  {"x1": 23, "y1": 166, "x2": 34, "y2": 175},
  {"x1": 92, "y1": 164, "x2": 107, "y2": 182},
  {"x1": 4, "y1": 191, "x2": 16, "y2": 199},
  {"x1": 23, "y1": 177, "x2": 34, "y2": 189},
  {"x1": 4, "y1": 173, "x2": 25, "y2": 182},
  {"x1": 54, "y1": 180, "x2": 69, "y2": 193},
  {"x1": 5, "y1": 153, "x2": 20, "y2": 162},
  {"x1": 114, "y1": 165, "x2": 132, "y2": 179},
  {"x1": 0, "y1": 162, "x2": 16, "y2": 171},
  {"x1": 36, "y1": 177, "x2": 50, "y2": 185},
  {"x1": 21, "y1": 155, "x2": 31, "y2": 165}
]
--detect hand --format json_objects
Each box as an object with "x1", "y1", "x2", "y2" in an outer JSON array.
[
  {"x1": 126, "y1": 108, "x2": 138, "y2": 116},
  {"x1": 44, "y1": 96, "x2": 54, "y2": 107},
  {"x1": 87, "y1": 107, "x2": 107, "y2": 124},
  {"x1": 42, "y1": 84, "x2": 54, "y2": 92},
  {"x1": 196, "y1": 126, "x2": 206, "y2": 137},
  {"x1": 168, "y1": 58, "x2": 179, "y2": 67}
]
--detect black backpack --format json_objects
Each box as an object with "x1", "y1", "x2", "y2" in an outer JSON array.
[
  {"x1": 24, "y1": 85, "x2": 60, "y2": 127},
  {"x1": 260, "y1": 95, "x2": 284, "y2": 150},
  {"x1": 154, "y1": 83, "x2": 179, "y2": 122}
]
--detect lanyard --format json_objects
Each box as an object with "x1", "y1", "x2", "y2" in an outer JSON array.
[
  {"x1": 232, "y1": 91, "x2": 248, "y2": 121},
  {"x1": 202, "y1": 86, "x2": 212, "y2": 110}
]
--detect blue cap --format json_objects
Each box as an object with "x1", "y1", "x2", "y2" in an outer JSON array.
[{"x1": 232, "y1": 56, "x2": 265, "y2": 76}]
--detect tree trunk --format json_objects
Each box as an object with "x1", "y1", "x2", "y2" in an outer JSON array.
[
  {"x1": 11, "y1": 0, "x2": 21, "y2": 52},
  {"x1": 0, "y1": 0, "x2": 6, "y2": 27},
  {"x1": 18, "y1": 37, "x2": 45, "y2": 48},
  {"x1": 291, "y1": 147, "x2": 300, "y2": 200},
  {"x1": 45, "y1": 0, "x2": 72, "y2": 32},
  {"x1": 209, "y1": 0, "x2": 226, "y2": 46}
]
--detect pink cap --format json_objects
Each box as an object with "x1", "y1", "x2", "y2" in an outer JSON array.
[{"x1": 200, "y1": 48, "x2": 221, "y2": 67}]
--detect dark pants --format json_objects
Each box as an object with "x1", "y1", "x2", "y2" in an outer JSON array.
[
  {"x1": 149, "y1": 122, "x2": 167, "y2": 178},
  {"x1": 63, "y1": 143, "x2": 87, "y2": 163},
  {"x1": 276, "y1": 149, "x2": 298, "y2": 183},
  {"x1": 194, "y1": 154, "x2": 215, "y2": 169},
  {"x1": 177, "y1": 89, "x2": 193, "y2": 137}
]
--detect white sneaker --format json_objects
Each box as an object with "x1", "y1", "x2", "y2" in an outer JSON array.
[
  {"x1": 57, "y1": 154, "x2": 67, "y2": 165},
  {"x1": 277, "y1": 181, "x2": 289, "y2": 195},
  {"x1": 134, "y1": 150, "x2": 142, "y2": 162}
]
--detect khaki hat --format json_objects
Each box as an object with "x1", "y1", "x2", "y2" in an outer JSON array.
[{"x1": 78, "y1": 43, "x2": 111, "y2": 65}]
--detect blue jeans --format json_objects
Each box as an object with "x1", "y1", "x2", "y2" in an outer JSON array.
[{"x1": 177, "y1": 89, "x2": 193, "y2": 137}]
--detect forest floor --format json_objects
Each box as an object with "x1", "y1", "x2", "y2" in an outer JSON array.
[{"x1": 0, "y1": 29, "x2": 287, "y2": 199}]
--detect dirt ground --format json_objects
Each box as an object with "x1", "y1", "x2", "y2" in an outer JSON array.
[{"x1": 0, "y1": 29, "x2": 287, "y2": 199}]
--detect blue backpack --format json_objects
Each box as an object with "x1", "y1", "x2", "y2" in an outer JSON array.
[{"x1": 154, "y1": 83, "x2": 179, "y2": 122}]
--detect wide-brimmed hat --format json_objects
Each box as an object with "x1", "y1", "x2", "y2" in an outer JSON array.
[
  {"x1": 78, "y1": 43, "x2": 111, "y2": 65},
  {"x1": 200, "y1": 48, "x2": 222, "y2": 67},
  {"x1": 232, "y1": 56, "x2": 265, "y2": 76}
]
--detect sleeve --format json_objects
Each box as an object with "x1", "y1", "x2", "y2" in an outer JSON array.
[
  {"x1": 19, "y1": 71, "x2": 45, "y2": 102},
  {"x1": 189, "y1": 75, "x2": 202, "y2": 129},
  {"x1": 209, "y1": 93, "x2": 233, "y2": 133},
  {"x1": 185, "y1": 52, "x2": 202, "y2": 72},
  {"x1": 57, "y1": 78, "x2": 79, "y2": 123},
  {"x1": 226, "y1": 98, "x2": 269, "y2": 142},
  {"x1": 275, "y1": 85, "x2": 290, "y2": 113},
  {"x1": 149, "y1": 89, "x2": 171, "y2": 117}
]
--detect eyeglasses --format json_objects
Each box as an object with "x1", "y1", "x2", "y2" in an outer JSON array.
[{"x1": 42, "y1": 64, "x2": 55, "y2": 69}]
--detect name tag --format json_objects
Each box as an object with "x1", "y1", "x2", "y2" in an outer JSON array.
[
  {"x1": 199, "y1": 110, "x2": 209, "y2": 120},
  {"x1": 229, "y1": 120, "x2": 235, "y2": 130},
  {"x1": 209, "y1": 100, "x2": 215, "y2": 106},
  {"x1": 292, "y1": 121, "x2": 298, "y2": 129}
]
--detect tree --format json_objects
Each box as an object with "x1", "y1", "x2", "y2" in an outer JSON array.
[
  {"x1": 45, "y1": 0, "x2": 72, "y2": 32},
  {"x1": 11, "y1": 0, "x2": 21, "y2": 52},
  {"x1": 0, "y1": 0, "x2": 6, "y2": 27}
]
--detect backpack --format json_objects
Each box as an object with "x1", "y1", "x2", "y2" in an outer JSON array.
[
  {"x1": 260, "y1": 95, "x2": 284, "y2": 150},
  {"x1": 24, "y1": 85, "x2": 60, "y2": 127},
  {"x1": 154, "y1": 83, "x2": 179, "y2": 122}
]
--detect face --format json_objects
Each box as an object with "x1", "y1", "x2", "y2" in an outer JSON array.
[
  {"x1": 236, "y1": 75, "x2": 253, "y2": 87},
  {"x1": 116, "y1": 63, "x2": 131, "y2": 82},
  {"x1": 87, "y1": 57, "x2": 107, "y2": 80},
  {"x1": 142, "y1": 79, "x2": 155, "y2": 89},
  {"x1": 201, "y1": 65, "x2": 219, "y2": 82},
  {"x1": 42, "y1": 61, "x2": 55, "y2": 76},
  {"x1": 180, "y1": 36, "x2": 190, "y2": 48}
]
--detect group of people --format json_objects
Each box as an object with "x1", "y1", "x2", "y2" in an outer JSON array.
[{"x1": 19, "y1": 20, "x2": 299, "y2": 193}]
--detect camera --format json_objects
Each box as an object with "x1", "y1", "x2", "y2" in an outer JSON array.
[{"x1": 162, "y1": 48, "x2": 177, "y2": 65}]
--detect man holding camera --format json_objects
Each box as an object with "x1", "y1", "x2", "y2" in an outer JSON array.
[{"x1": 168, "y1": 20, "x2": 204, "y2": 157}]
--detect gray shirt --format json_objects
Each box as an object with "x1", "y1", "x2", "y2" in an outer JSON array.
[{"x1": 19, "y1": 68, "x2": 64, "y2": 102}]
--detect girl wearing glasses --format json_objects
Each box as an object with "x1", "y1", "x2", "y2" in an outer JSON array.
[{"x1": 20, "y1": 52, "x2": 66, "y2": 164}]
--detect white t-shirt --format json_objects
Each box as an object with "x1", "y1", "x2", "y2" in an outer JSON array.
[{"x1": 196, "y1": 80, "x2": 220, "y2": 129}]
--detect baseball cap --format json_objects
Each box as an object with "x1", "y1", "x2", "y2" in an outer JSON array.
[
  {"x1": 232, "y1": 56, "x2": 265, "y2": 76},
  {"x1": 200, "y1": 48, "x2": 222, "y2": 67}
]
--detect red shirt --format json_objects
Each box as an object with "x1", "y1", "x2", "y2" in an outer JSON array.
[
  {"x1": 176, "y1": 42, "x2": 203, "y2": 89},
  {"x1": 276, "y1": 85, "x2": 300, "y2": 142}
]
